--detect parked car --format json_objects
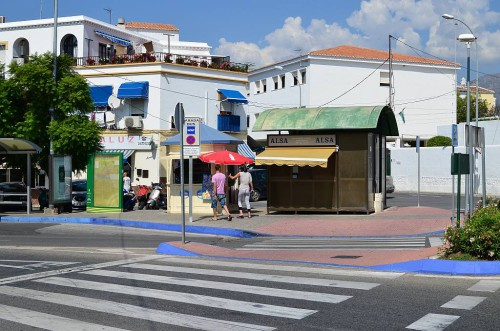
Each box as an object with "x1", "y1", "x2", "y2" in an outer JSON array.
[
  {"x1": 386, "y1": 176, "x2": 395, "y2": 194},
  {"x1": 248, "y1": 168, "x2": 268, "y2": 202},
  {"x1": 0, "y1": 182, "x2": 28, "y2": 211},
  {"x1": 71, "y1": 179, "x2": 87, "y2": 209}
]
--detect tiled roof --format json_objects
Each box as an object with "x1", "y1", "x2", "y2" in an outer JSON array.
[
  {"x1": 457, "y1": 85, "x2": 495, "y2": 94},
  {"x1": 124, "y1": 22, "x2": 178, "y2": 31},
  {"x1": 310, "y1": 45, "x2": 455, "y2": 66}
]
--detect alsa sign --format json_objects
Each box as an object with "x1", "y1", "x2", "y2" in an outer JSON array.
[
  {"x1": 100, "y1": 135, "x2": 153, "y2": 150},
  {"x1": 268, "y1": 134, "x2": 336, "y2": 147}
]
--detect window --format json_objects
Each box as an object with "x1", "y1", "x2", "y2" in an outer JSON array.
[
  {"x1": 61, "y1": 34, "x2": 77, "y2": 58},
  {"x1": 0, "y1": 43, "x2": 6, "y2": 50},
  {"x1": 173, "y1": 159, "x2": 211, "y2": 184},
  {"x1": 292, "y1": 72, "x2": 298, "y2": 86},
  {"x1": 273, "y1": 76, "x2": 279, "y2": 90},
  {"x1": 300, "y1": 69, "x2": 306, "y2": 84},
  {"x1": 262, "y1": 79, "x2": 267, "y2": 93},
  {"x1": 247, "y1": 115, "x2": 250, "y2": 128},
  {"x1": 280, "y1": 74, "x2": 285, "y2": 88},
  {"x1": 380, "y1": 71, "x2": 390, "y2": 86},
  {"x1": 130, "y1": 99, "x2": 145, "y2": 117},
  {"x1": 136, "y1": 169, "x2": 149, "y2": 178},
  {"x1": 255, "y1": 81, "x2": 261, "y2": 94}
]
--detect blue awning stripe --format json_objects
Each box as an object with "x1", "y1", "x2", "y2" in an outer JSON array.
[
  {"x1": 89, "y1": 85, "x2": 113, "y2": 107},
  {"x1": 95, "y1": 30, "x2": 132, "y2": 46},
  {"x1": 238, "y1": 143, "x2": 255, "y2": 160},
  {"x1": 218, "y1": 89, "x2": 248, "y2": 104},
  {"x1": 103, "y1": 149, "x2": 135, "y2": 159},
  {"x1": 117, "y1": 82, "x2": 149, "y2": 99}
]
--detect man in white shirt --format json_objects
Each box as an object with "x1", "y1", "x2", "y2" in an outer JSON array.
[{"x1": 123, "y1": 171, "x2": 131, "y2": 193}]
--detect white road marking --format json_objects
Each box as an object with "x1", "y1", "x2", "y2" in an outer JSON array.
[
  {"x1": 82, "y1": 269, "x2": 351, "y2": 304},
  {"x1": 441, "y1": 295, "x2": 486, "y2": 310},
  {"x1": 36, "y1": 276, "x2": 316, "y2": 319},
  {"x1": 160, "y1": 256, "x2": 403, "y2": 279},
  {"x1": 0, "y1": 255, "x2": 164, "y2": 285},
  {"x1": 406, "y1": 313, "x2": 460, "y2": 331},
  {"x1": 0, "y1": 286, "x2": 275, "y2": 331},
  {"x1": 0, "y1": 303, "x2": 129, "y2": 331},
  {"x1": 123, "y1": 263, "x2": 380, "y2": 290},
  {"x1": 468, "y1": 280, "x2": 500, "y2": 292},
  {"x1": 428, "y1": 237, "x2": 444, "y2": 247}
]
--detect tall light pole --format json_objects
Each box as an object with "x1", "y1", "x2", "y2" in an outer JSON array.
[{"x1": 442, "y1": 14, "x2": 478, "y2": 217}]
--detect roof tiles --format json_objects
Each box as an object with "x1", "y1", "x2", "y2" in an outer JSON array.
[
  {"x1": 124, "y1": 22, "x2": 178, "y2": 31},
  {"x1": 311, "y1": 45, "x2": 455, "y2": 66}
]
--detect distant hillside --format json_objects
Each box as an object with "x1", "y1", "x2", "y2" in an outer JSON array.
[{"x1": 477, "y1": 73, "x2": 500, "y2": 97}]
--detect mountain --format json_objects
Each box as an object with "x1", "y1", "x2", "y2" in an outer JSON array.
[{"x1": 477, "y1": 73, "x2": 500, "y2": 98}]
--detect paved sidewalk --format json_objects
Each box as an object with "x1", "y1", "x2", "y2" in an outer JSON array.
[{"x1": 1, "y1": 205, "x2": 499, "y2": 276}]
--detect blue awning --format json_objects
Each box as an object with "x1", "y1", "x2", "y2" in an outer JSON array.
[
  {"x1": 218, "y1": 89, "x2": 248, "y2": 104},
  {"x1": 161, "y1": 123, "x2": 243, "y2": 146},
  {"x1": 95, "y1": 30, "x2": 132, "y2": 47},
  {"x1": 238, "y1": 143, "x2": 255, "y2": 160},
  {"x1": 117, "y1": 82, "x2": 149, "y2": 99},
  {"x1": 89, "y1": 85, "x2": 113, "y2": 107},
  {"x1": 101, "y1": 149, "x2": 135, "y2": 161}
]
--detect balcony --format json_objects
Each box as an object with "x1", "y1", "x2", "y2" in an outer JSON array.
[
  {"x1": 217, "y1": 114, "x2": 240, "y2": 132},
  {"x1": 75, "y1": 52, "x2": 249, "y2": 73}
]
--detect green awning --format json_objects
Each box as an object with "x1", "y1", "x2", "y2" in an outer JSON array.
[{"x1": 253, "y1": 105, "x2": 399, "y2": 136}]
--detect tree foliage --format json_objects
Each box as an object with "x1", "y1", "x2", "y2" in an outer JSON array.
[
  {"x1": 456, "y1": 95, "x2": 490, "y2": 123},
  {"x1": 426, "y1": 135, "x2": 452, "y2": 147},
  {"x1": 0, "y1": 53, "x2": 102, "y2": 173}
]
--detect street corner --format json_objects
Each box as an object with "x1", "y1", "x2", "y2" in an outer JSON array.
[{"x1": 156, "y1": 242, "x2": 203, "y2": 256}]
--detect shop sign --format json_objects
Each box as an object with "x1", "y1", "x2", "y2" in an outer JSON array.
[
  {"x1": 268, "y1": 134, "x2": 336, "y2": 147},
  {"x1": 100, "y1": 135, "x2": 153, "y2": 150}
]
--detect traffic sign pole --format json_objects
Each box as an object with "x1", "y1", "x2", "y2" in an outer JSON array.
[{"x1": 183, "y1": 117, "x2": 201, "y2": 224}]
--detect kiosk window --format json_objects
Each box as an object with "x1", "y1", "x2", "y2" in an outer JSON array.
[{"x1": 173, "y1": 159, "x2": 211, "y2": 184}]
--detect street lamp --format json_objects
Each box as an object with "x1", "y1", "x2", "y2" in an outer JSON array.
[{"x1": 442, "y1": 14, "x2": 478, "y2": 217}]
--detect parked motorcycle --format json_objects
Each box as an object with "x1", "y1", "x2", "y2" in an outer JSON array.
[
  {"x1": 145, "y1": 183, "x2": 166, "y2": 210},
  {"x1": 123, "y1": 189, "x2": 137, "y2": 211},
  {"x1": 136, "y1": 184, "x2": 151, "y2": 210}
]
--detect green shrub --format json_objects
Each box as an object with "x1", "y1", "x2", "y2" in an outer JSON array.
[
  {"x1": 442, "y1": 199, "x2": 500, "y2": 260},
  {"x1": 427, "y1": 135, "x2": 452, "y2": 147}
]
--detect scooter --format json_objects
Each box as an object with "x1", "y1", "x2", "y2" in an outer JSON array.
[
  {"x1": 136, "y1": 184, "x2": 151, "y2": 210},
  {"x1": 123, "y1": 189, "x2": 137, "y2": 211},
  {"x1": 145, "y1": 183, "x2": 166, "y2": 210}
]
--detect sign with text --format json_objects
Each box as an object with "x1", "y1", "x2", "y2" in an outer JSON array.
[
  {"x1": 183, "y1": 117, "x2": 201, "y2": 156},
  {"x1": 267, "y1": 134, "x2": 336, "y2": 147},
  {"x1": 100, "y1": 135, "x2": 153, "y2": 150}
]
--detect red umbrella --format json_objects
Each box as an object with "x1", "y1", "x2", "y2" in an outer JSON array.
[{"x1": 199, "y1": 150, "x2": 254, "y2": 165}]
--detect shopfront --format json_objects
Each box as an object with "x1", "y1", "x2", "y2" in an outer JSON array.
[
  {"x1": 161, "y1": 124, "x2": 250, "y2": 214},
  {"x1": 253, "y1": 105, "x2": 398, "y2": 213}
]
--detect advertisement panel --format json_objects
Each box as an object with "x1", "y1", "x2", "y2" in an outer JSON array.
[
  {"x1": 86, "y1": 153, "x2": 123, "y2": 213},
  {"x1": 51, "y1": 155, "x2": 72, "y2": 204}
]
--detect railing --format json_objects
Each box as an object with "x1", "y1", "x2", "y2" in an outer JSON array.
[
  {"x1": 0, "y1": 186, "x2": 31, "y2": 214},
  {"x1": 75, "y1": 52, "x2": 249, "y2": 73}
]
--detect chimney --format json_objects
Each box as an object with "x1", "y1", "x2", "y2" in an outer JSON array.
[
  {"x1": 117, "y1": 17, "x2": 125, "y2": 28},
  {"x1": 0, "y1": 16, "x2": 6, "y2": 24}
]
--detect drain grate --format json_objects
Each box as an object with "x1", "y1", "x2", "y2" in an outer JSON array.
[{"x1": 331, "y1": 255, "x2": 362, "y2": 259}]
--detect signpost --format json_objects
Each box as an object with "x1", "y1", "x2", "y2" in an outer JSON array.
[
  {"x1": 416, "y1": 136, "x2": 420, "y2": 207},
  {"x1": 451, "y1": 124, "x2": 458, "y2": 224},
  {"x1": 183, "y1": 117, "x2": 201, "y2": 223},
  {"x1": 175, "y1": 103, "x2": 186, "y2": 243}
]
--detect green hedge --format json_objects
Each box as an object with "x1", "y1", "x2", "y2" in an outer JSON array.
[{"x1": 427, "y1": 135, "x2": 452, "y2": 147}]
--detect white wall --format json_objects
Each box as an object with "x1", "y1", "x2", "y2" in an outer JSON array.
[{"x1": 391, "y1": 145, "x2": 500, "y2": 195}]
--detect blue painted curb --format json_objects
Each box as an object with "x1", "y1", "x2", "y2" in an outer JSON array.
[
  {"x1": 0, "y1": 216, "x2": 265, "y2": 239},
  {"x1": 156, "y1": 243, "x2": 201, "y2": 256},
  {"x1": 371, "y1": 259, "x2": 500, "y2": 276}
]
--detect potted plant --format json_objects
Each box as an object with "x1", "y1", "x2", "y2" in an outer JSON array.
[
  {"x1": 200, "y1": 60, "x2": 208, "y2": 68},
  {"x1": 164, "y1": 53, "x2": 172, "y2": 63},
  {"x1": 175, "y1": 57, "x2": 185, "y2": 64},
  {"x1": 86, "y1": 58, "x2": 96, "y2": 65}
]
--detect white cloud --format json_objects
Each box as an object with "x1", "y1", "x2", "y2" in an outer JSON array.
[{"x1": 214, "y1": 0, "x2": 500, "y2": 73}]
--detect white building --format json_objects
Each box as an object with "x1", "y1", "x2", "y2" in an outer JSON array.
[
  {"x1": 0, "y1": 15, "x2": 251, "y2": 188},
  {"x1": 247, "y1": 45, "x2": 457, "y2": 146}
]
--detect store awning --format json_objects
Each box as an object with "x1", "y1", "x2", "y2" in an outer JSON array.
[
  {"x1": 100, "y1": 149, "x2": 135, "y2": 160},
  {"x1": 253, "y1": 105, "x2": 399, "y2": 136},
  {"x1": 237, "y1": 143, "x2": 255, "y2": 160},
  {"x1": 89, "y1": 85, "x2": 113, "y2": 107},
  {"x1": 255, "y1": 147, "x2": 337, "y2": 168},
  {"x1": 95, "y1": 30, "x2": 132, "y2": 46},
  {"x1": 161, "y1": 123, "x2": 243, "y2": 146},
  {"x1": 0, "y1": 138, "x2": 42, "y2": 155},
  {"x1": 117, "y1": 82, "x2": 149, "y2": 99},
  {"x1": 218, "y1": 89, "x2": 248, "y2": 104}
]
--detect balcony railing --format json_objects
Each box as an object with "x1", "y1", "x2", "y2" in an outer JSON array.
[
  {"x1": 75, "y1": 52, "x2": 249, "y2": 73},
  {"x1": 217, "y1": 114, "x2": 240, "y2": 132}
]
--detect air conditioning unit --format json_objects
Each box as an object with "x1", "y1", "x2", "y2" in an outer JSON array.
[
  {"x1": 123, "y1": 116, "x2": 143, "y2": 129},
  {"x1": 0, "y1": 16, "x2": 6, "y2": 24}
]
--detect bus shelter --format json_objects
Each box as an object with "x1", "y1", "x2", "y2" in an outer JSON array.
[{"x1": 253, "y1": 105, "x2": 398, "y2": 213}]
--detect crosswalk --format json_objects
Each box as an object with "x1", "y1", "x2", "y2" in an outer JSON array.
[
  {"x1": 237, "y1": 236, "x2": 429, "y2": 250},
  {"x1": 0, "y1": 255, "x2": 393, "y2": 330},
  {"x1": 0, "y1": 255, "x2": 494, "y2": 330}
]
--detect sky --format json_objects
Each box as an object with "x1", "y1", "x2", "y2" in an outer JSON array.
[{"x1": 2, "y1": 0, "x2": 500, "y2": 77}]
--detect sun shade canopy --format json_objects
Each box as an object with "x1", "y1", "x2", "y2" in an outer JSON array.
[
  {"x1": 95, "y1": 30, "x2": 132, "y2": 46},
  {"x1": 161, "y1": 123, "x2": 243, "y2": 146},
  {"x1": 253, "y1": 105, "x2": 399, "y2": 136},
  {"x1": 255, "y1": 147, "x2": 337, "y2": 168},
  {"x1": 218, "y1": 89, "x2": 248, "y2": 104},
  {"x1": 89, "y1": 85, "x2": 113, "y2": 107},
  {"x1": 117, "y1": 82, "x2": 149, "y2": 99},
  {"x1": 0, "y1": 138, "x2": 42, "y2": 155}
]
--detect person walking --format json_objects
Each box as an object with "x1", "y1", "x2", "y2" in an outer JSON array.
[
  {"x1": 123, "y1": 171, "x2": 131, "y2": 193},
  {"x1": 229, "y1": 165, "x2": 253, "y2": 219},
  {"x1": 211, "y1": 164, "x2": 232, "y2": 221}
]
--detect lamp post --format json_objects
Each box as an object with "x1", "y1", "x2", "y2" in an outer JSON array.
[{"x1": 442, "y1": 14, "x2": 477, "y2": 217}]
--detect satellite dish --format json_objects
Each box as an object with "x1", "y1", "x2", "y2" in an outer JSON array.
[{"x1": 108, "y1": 95, "x2": 122, "y2": 109}]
